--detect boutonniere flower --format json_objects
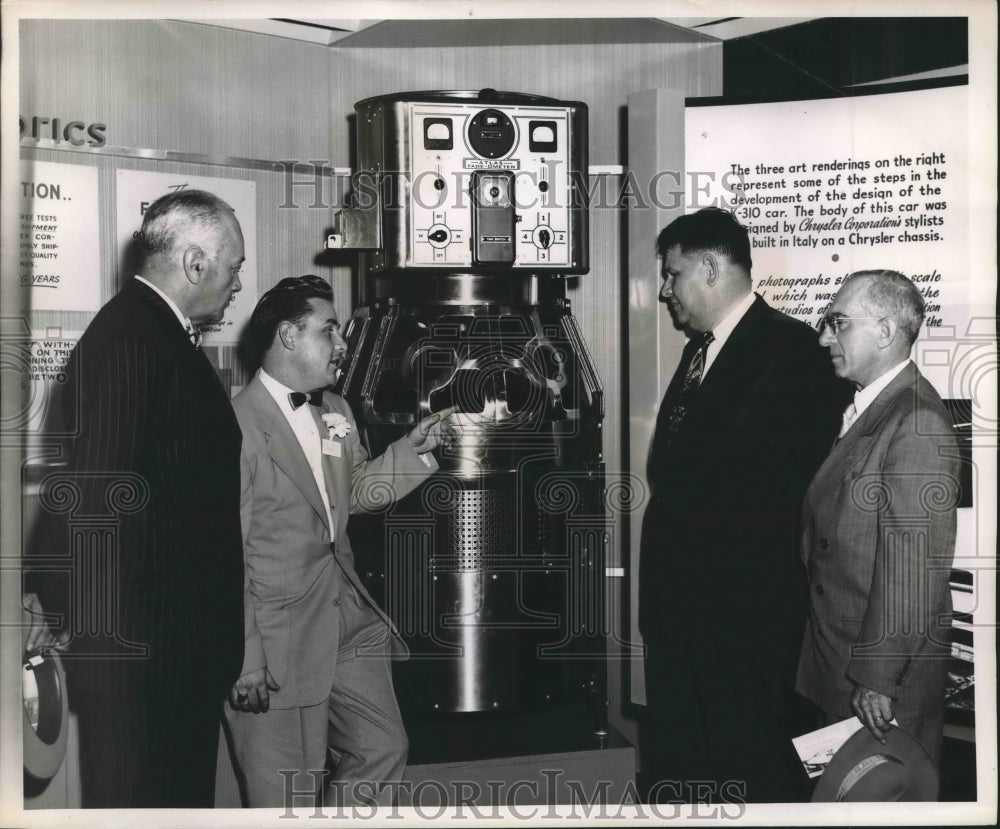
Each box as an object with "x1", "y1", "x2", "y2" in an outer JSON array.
[{"x1": 322, "y1": 412, "x2": 351, "y2": 439}]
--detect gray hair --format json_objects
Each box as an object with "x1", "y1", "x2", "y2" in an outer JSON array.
[
  {"x1": 844, "y1": 269, "x2": 925, "y2": 346},
  {"x1": 135, "y1": 189, "x2": 234, "y2": 263}
]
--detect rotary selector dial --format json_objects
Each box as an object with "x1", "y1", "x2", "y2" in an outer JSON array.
[{"x1": 427, "y1": 223, "x2": 451, "y2": 248}]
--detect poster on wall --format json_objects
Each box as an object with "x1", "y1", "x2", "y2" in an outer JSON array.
[
  {"x1": 684, "y1": 83, "x2": 988, "y2": 517},
  {"x1": 683, "y1": 86, "x2": 988, "y2": 504},
  {"x1": 115, "y1": 170, "x2": 257, "y2": 346},
  {"x1": 18, "y1": 160, "x2": 101, "y2": 312},
  {"x1": 684, "y1": 85, "x2": 984, "y2": 396}
]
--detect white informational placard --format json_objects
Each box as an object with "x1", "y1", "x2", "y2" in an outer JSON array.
[
  {"x1": 685, "y1": 84, "x2": 989, "y2": 409},
  {"x1": 19, "y1": 160, "x2": 101, "y2": 312},
  {"x1": 685, "y1": 87, "x2": 976, "y2": 350},
  {"x1": 115, "y1": 170, "x2": 257, "y2": 345}
]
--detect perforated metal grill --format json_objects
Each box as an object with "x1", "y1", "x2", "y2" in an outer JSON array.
[{"x1": 434, "y1": 489, "x2": 515, "y2": 571}]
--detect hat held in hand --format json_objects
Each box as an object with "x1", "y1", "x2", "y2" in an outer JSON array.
[{"x1": 812, "y1": 724, "x2": 938, "y2": 802}]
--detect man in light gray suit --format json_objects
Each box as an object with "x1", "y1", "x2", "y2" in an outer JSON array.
[
  {"x1": 797, "y1": 270, "x2": 960, "y2": 779},
  {"x1": 224, "y1": 275, "x2": 452, "y2": 808}
]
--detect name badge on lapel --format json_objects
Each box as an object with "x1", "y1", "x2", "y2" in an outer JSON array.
[{"x1": 322, "y1": 439, "x2": 342, "y2": 458}]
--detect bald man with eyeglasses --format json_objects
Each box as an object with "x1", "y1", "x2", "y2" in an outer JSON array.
[{"x1": 796, "y1": 270, "x2": 960, "y2": 787}]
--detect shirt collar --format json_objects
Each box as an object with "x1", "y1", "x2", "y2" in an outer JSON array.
[
  {"x1": 854, "y1": 359, "x2": 911, "y2": 418},
  {"x1": 134, "y1": 275, "x2": 193, "y2": 333},
  {"x1": 258, "y1": 368, "x2": 302, "y2": 416}
]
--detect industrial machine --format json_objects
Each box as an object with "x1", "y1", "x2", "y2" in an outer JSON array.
[{"x1": 328, "y1": 90, "x2": 605, "y2": 725}]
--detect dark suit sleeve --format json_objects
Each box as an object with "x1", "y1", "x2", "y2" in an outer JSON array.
[
  {"x1": 720, "y1": 333, "x2": 842, "y2": 514},
  {"x1": 74, "y1": 339, "x2": 160, "y2": 474},
  {"x1": 765, "y1": 331, "x2": 848, "y2": 484},
  {"x1": 710, "y1": 324, "x2": 844, "y2": 508},
  {"x1": 28, "y1": 338, "x2": 163, "y2": 633},
  {"x1": 846, "y1": 403, "x2": 959, "y2": 697}
]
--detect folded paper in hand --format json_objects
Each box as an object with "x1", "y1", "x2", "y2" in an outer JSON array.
[{"x1": 793, "y1": 718, "x2": 868, "y2": 779}]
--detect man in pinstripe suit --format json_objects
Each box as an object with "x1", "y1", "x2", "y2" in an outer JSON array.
[{"x1": 26, "y1": 190, "x2": 247, "y2": 807}]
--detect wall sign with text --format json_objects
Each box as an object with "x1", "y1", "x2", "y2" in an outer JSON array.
[
  {"x1": 19, "y1": 159, "x2": 101, "y2": 313},
  {"x1": 20, "y1": 115, "x2": 107, "y2": 147},
  {"x1": 685, "y1": 86, "x2": 972, "y2": 344}
]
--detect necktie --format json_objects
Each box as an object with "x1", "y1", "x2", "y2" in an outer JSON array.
[
  {"x1": 184, "y1": 319, "x2": 202, "y2": 349},
  {"x1": 289, "y1": 390, "x2": 323, "y2": 410},
  {"x1": 839, "y1": 401, "x2": 859, "y2": 437},
  {"x1": 663, "y1": 331, "x2": 715, "y2": 436}
]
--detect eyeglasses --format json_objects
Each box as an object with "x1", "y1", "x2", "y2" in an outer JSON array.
[{"x1": 817, "y1": 314, "x2": 888, "y2": 335}]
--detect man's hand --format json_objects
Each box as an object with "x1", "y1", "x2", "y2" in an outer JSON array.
[
  {"x1": 228, "y1": 666, "x2": 280, "y2": 713},
  {"x1": 407, "y1": 406, "x2": 459, "y2": 454},
  {"x1": 23, "y1": 593, "x2": 69, "y2": 655},
  {"x1": 850, "y1": 682, "x2": 895, "y2": 743}
]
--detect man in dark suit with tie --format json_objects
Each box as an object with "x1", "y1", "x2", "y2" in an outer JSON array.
[
  {"x1": 25, "y1": 190, "x2": 247, "y2": 807},
  {"x1": 224, "y1": 276, "x2": 452, "y2": 808},
  {"x1": 639, "y1": 208, "x2": 848, "y2": 803},
  {"x1": 797, "y1": 270, "x2": 959, "y2": 781}
]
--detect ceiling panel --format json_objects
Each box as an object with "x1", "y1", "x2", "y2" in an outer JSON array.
[{"x1": 179, "y1": 17, "x2": 810, "y2": 47}]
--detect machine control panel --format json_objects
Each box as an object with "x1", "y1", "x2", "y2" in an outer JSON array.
[
  {"x1": 408, "y1": 101, "x2": 577, "y2": 269},
  {"x1": 328, "y1": 92, "x2": 588, "y2": 274}
]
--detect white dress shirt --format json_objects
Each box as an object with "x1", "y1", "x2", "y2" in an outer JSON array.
[
  {"x1": 702, "y1": 291, "x2": 756, "y2": 379},
  {"x1": 258, "y1": 369, "x2": 334, "y2": 534}
]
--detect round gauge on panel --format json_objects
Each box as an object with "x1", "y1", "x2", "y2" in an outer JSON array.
[{"x1": 467, "y1": 109, "x2": 517, "y2": 159}]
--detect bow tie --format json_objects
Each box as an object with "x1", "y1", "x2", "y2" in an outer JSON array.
[{"x1": 288, "y1": 390, "x2": 323, "y2": 410}]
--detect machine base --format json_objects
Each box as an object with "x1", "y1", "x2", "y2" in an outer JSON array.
[{"x1": 401, "y1": 704, "x2": 636, "y2": 806}]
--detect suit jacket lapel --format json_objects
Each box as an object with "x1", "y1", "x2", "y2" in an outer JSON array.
[
  {"x1": 854, "y1": 362, "x2": 919, "y2": 436},
  {"x1": 319, "y1": 424, "x2": 343, "y2": 540},
  {"x1": 697, "y1": 294, "x2": 767, "y2": 397},
  {"x1": 648, "y1": 337, "x2": 700, "y2": 469},
  {"x1": 806, "y1": 363, "x2": 918, "y2": 500},
  {"x1": 128, "y1": 278, "x2": 229, "y2": 406},
  {"x1": 808, "y1": 417, "x2": 873, "y2": 498},
  {"x1": 313, "y1": 402, "x2": 345, "y2": 540},
  {"x1": 654, "y1": 297, "x2": 767, "y2": 433},
  {"x1": 245, "y1": 374, "x2": 330, "y2": 527}
]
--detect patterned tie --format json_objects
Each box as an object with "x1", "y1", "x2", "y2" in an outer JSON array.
[
  {"x1": 839, "y1": 401, "x2": 859, "y2": 438},
  {"x1": 289, "y1": 390, "x2": 323, "y2": 410},
  {"x1": 664, "y1": 331, "x2": 715, "y2": 436},
  {"x1": 184, "y1": 319, "x2": 202, "y2": 349}
]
